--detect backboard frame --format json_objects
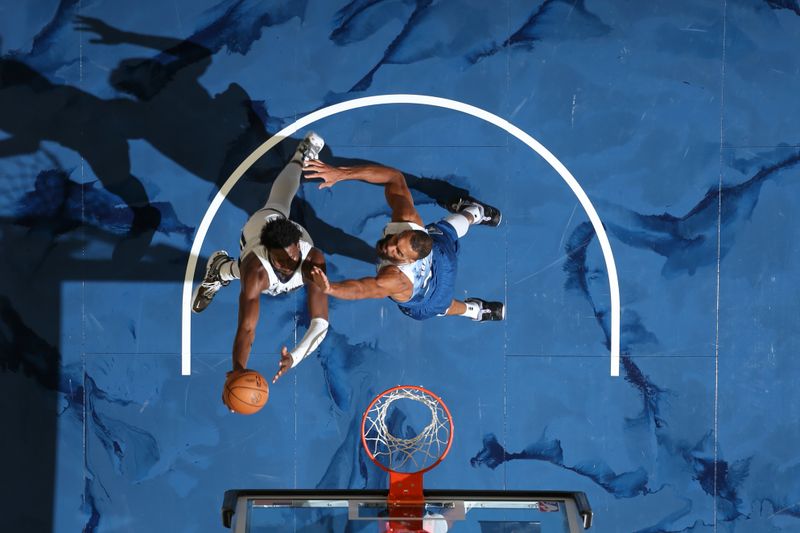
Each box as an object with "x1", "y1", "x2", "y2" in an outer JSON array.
[{"x1": 222, "y1": 489, "x2": 593, "y2": 531}]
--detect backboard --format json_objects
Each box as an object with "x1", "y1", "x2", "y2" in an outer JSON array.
[{"x1": 221, "y1": 489, "x2": 593, "y2": 532}]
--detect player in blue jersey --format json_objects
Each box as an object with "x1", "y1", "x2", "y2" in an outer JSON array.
[{"x1": 304, "y1": 159, "x2": 504, "y2": 322}]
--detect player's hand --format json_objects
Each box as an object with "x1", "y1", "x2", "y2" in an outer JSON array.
[
  {"x1": 74, "y1": 16, "x2": 126, "y2": 45},
  {"x1": 222, "y1": 369, "x2": 246, "y2": 412},
  {"x1": 273, "y1": 347, "x2": 293, "y2": 383},
  {"x1": 303, "y1": 160, "x2": 346, "y2": 189},
  {"x1": 308, "y1": 266, "x2": 331, "y2": 294}
]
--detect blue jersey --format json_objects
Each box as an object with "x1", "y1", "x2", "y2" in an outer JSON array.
[
  {"x1": 378, "y1": 220, "x2": 461, "y2": 321},
  {"x1": 377, "y1": 221, "x2": 433, "y2": 301}
]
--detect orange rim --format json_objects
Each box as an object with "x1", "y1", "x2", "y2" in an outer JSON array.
[{"x1": 360, "y1": 385, "x2": 454, "y2": 475}]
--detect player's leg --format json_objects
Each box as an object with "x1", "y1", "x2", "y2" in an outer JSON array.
[
  {"x1": 438, "y1": 200, "x2": 499, "y2": 241},
  {"x1": 235, "y1": 132, "x2": 323, "y2": 255},
  {"x1": 435, "y1": 199, "x2": 504, "y2": 321},
  {"x1": 194, "y1": 134, "x2": 326, "y2": 313},
  {"x1": 442, "y1": 213, "x2": 472, "y2": 239},
  {"x1": 445, "y1": 298, "x2": 505, "y2": 322},
  {"x1": 444, "y1": 300, "x2": 468, "y2": 316},
  {"x1": 262, "y1": 132, "x2": 325, "y2": 217},
  {"x1": 441, "y1": 196, "x2": 502, "y2": 234},
  {"x1": 192, "y1": 251, "x2": 238, "y2": 313}
]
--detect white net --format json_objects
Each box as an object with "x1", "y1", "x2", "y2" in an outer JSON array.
[{"x1": 362, "y1": 387, "x2": 452, "y2": 474}]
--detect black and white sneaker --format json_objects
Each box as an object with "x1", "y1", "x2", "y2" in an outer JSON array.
[
  {"x1": 294, "y1": 131, "x2": 325, "y2": 164},
  {"x1": 442, "y1": 196, "x2": 502, "y2": 227},
  {"x1": 465, "y1": 298, "x2": 506, "y2": 322},
  {"x1": 192, "y1": 251, "x2": 233, "y2": 313}
]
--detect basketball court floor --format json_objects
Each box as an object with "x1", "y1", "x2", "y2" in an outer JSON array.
[{"x1": 2, "y1": 1, "x2": 799, "y2": 531}]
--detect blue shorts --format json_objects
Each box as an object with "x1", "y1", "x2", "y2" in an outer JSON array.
[{"x1": 397, "y1": 221, "x2": 460, "y2": 321}]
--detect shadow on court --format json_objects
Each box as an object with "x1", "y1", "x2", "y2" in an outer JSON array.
[{"x1": 0, "y1": 17, "x2": 481, "y2": 532}]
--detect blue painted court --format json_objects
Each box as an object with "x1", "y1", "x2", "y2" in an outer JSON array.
[{"x1": 2, "y1": 1, "x2": 800, "y2": 531}]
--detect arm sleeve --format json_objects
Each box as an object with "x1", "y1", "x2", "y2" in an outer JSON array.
[{"x1": 289, "y1": 317, "x2": 329, "y2": 368}]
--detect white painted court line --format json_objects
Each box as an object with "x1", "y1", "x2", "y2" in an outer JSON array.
[{"x1": 181, "y1": 94, "x2": 621, "y2": 376}]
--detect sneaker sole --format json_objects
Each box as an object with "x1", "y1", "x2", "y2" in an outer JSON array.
[
  {"x1": 465, "y1": 298, "x2": 506, "y2": 322},
  {"x1": 486, "y1": 209, "x2": 502, "y2": 227},
  {"x1": 303, "y1": 132, "x2": 325, "y2": 161},
  {"x1": 191, "y1": 285, "x2": 207, "y2": 314},
  {"x1": 485, "y1": 304, "x2": 506, "y2": 322},
  {"x1": 192, "y1": 251, "x2": 230, "y2": 313}
]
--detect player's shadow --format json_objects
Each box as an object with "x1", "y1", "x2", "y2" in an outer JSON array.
[
  {"x1": 2, "y1": 17, "x2": 478, "y2": 267},
  {"x1": 0, "y1": 204, "x2": 208, "y2": 532},
  {"x1": 63, "y1": 17, "x2": 470, "y2": 265},
  {"x1": 0, "y1": 58, "x2": 161, "y2": 263},
  {"x1": 0, "y1": 18, "x2": 480, "y2": 532},
  {"x1": 68, "y1": 16, "x2": 387, "y2": 265}
]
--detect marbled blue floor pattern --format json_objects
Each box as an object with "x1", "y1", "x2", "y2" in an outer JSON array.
[{"x1": 1, "y1": 1, "x2": 799, "y2": 532}]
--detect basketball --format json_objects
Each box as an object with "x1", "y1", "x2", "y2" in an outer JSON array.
[{"x1": 224, "y1": 370, "x2": 269, "y2": 414}]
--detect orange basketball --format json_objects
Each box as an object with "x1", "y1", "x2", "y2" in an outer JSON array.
[{"x1": 224, "y1": 370, "x2": 269, "y2": 414}]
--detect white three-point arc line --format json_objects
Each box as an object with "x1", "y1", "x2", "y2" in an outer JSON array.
[{"x1": 181, "y1": 94, "x2": 621, "y2": 377}]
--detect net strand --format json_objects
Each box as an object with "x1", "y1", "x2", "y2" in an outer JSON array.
[{"x1": 363, "y1": 388, "x2": 451, "y2": 473}]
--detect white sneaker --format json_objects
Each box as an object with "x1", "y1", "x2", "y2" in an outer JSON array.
[
  {"x1": 442, "y1": 196, "x2": 502, "y2": 226},
  {"x1": 192, "y1": 251, "x2": 232, "y2": 313},
  {"x1": 465, "y1": 298, "x2": 506, "y2": 322},
  {"x1": 294, "y1": 131, "x2": 325, "y2": 163}
]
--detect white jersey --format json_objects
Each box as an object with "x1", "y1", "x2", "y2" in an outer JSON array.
[
  {"x1": 377, "y1": 221, "x2": 433, "y2": 301},
  {"x1": 240, "y1": 211, "x2": 314, "y2": 296}
]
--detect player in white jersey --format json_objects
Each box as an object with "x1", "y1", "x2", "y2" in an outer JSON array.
[
  {"x1": 303, "y1": 159, "x2": 505, "y2": 322},
  {"x1": 191, "y1": 133, "x2": 330, "y2": 397}
]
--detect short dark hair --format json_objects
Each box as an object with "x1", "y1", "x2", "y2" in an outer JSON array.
[
  {"x1": 409, "y1": 230, "x2": 433, "y2": 259},
  {"x1": 260, "y1": 218, "x2": 302, "y2": 249}
]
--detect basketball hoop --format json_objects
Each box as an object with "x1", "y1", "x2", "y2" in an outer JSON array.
[{"x1": 361, "y1": 385, "x2": 454, "y2": 533}]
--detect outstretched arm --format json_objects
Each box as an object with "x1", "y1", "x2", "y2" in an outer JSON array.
[
  {"x1": 302, "y1": 248, "x2": 329, "y2": 321},
  {"x1": 309, "y1": 265, "x2": 410, "y2": 301},
  {"x1": 273, "y1": 249, "x2": 330, "y2": 382},
  {"x1": 231, "y1": 258, "x2": 266, "y2": 372},
  {"x1": 304, "y1": 160, "x2": 422, "y2": 225},
  {"x1": 74, "y1": 16, "x2": 210, "y2": 66}
]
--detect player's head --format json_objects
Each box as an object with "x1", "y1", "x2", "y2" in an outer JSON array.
[
  {"x1": 375, "y1": 230, "x2": 432, "y2": 264},
  {"x1": 261, "y1": 218, "x2": 303, "y2": 275}
]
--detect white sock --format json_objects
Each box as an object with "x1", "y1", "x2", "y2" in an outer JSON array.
[
  {"x1": 461, "y1": 203, "x2": 484, "y2": 224},
  {"x1": 444, "y1": 213, "x2": 470, "y2": 238},
  {"x1": 461, "y1": 300, "x2": 481, "y2": 320},
  {"x1": 219, "y1": 259, "x2": 240, "y2": 281}
]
